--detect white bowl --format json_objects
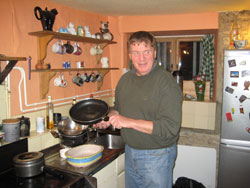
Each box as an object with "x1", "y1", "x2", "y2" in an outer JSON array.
[{"x1": 65, "y1": 144, "x2": 104, "y2": 168}]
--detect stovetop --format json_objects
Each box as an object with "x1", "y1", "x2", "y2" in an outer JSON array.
[
  {"x1": 0, "y1": 166, "x2": 86, "y2": 188},
  {"x1": 0, "y1": 138, "x2": 97, "y2": 188}
]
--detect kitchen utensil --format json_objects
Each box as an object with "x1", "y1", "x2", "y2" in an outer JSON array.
[
  {"x1": 101, "y1": 57, "x2": 109, "y2": 68},
  {"x1": 72, "y1": 73, "x2": 84, "y2": 86},
  {"x1": 50, "y1": 130, "x2": 88, "y2": 148},
  {"x1": 63, "y1": 41, "x2": 74, "y2": 54},
  {"x1": 34, "y1": 6, "x2": 58, "y2": 31},
  {"x1": 57, "y1": 117, "x2": 89, "y2": 135},
  {"x1": 59, "y1": 148, "x2": 70, "y2": 158},
  {"x1": 65, "y1": 144, "x2": 104, "y2": 168},
  {"x1": 13, "y1": 151, "x2": 65, "y2": 179},
  {"x1": 2, "y1": 118, "x2": 20, "y2": 142},
  {"x1": 69, "y1": 98, "x2": 109, "y2": 125},
  {"x1": 19, "y1": 116, "x2": 30, "y2": 137},
  {"x1": 13, "y1": 151, "x2": 44, "y2": 177}
]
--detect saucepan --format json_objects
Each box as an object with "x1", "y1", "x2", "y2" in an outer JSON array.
[
  {"x1": 57, "y1": 117, "x2": 89, "y2": 136},
  {"x1": 13, "y1": 151, "x2": 64, "y2": 179},
  {"x1": 69, "y1": 98, "x2": 109, "y2": 125}
]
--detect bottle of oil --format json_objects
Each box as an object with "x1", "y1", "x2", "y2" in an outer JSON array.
[
  {"x1": 72, "y1": 97, "x2": 76, "y2": 106},
  {"x1": 46, "y1": 96, "x2": 54, "y2": 129},
  {"x1": 229, "y1": 20, "x2": 239, "y2": 49}
]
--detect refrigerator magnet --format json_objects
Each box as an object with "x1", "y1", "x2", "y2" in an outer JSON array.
[
  {"x1": 239, "y1": 61, "x2": 246, "y2": 65},
  {"x1": 232, "y1": 108, "x2": 235, "y2": 114},
  {"x1": 245, "y1": 127, "x2": 250, "y2": 134},
  {"x1": 239, "y1": 95, "x2": 247, "y2": 103},
  {"x1": 242, "y1": 70, "x2": 250, "y2": 77},
  {"x1": 228, "y1": 59, "x2": 236, "y2": 67},
  {"x1": 231, "y1": 81, "x2": 238, "y2": 87},
  {"x1": 240, "y1": 105, "x2": 244, "y2": 114},
  {"x1": 226, "y1": 112, "x2": 233, "y2": 121},
  {"x1": 244, "y1": 81, "x2": 250, "y2": 90},
  {"x1": 225, "y1": 86, "x2": 234, "y2": 94},
  {"x1": 230, "y1": 71, "x2": 239, "y2": 78}
]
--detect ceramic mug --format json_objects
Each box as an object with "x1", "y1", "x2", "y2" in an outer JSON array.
[
  {"x1": 52, "y1": 41, "x2": 62, "y2": 53},
  {"x1": 76, "y1": 61, "x2": 84, "y2": 68},
  {"x1": 101, "y1": 57, "x2": 109, "y2": 68},
  {"x1": 90, "y1": 45, "x2": 103, "y2": 55},
  {"x1": 72, "y1": 73, "x2": 84, "y2": 86},
  {"x1": 81, "y1": 72, "x2": 88, "y2": 82},
  {"x1": 63, "y1": 41, "x2": 74, "y2": 54},
  {"x1": 95, "y1": 72, "x2": 102, "y2": 82},
  {"x1": 54, "y1": 76, "x2": 62, "y2": 86},
  {"x1": 90, "y1": 72, "x2": 96, "y2": 82},
  {"x1": 58, "y1": 41, "x2": 66, "y2": 54},
  {"x1": 73, "y1": 42, "x2": 82, "y2": 55},
  {"x1": 60, "y1": 74, "x2": 68, "y2": 88}
]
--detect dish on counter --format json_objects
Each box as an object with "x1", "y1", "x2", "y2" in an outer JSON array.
[{"x1": 65, "y1": 144, "x2": 104, "y2": 168}]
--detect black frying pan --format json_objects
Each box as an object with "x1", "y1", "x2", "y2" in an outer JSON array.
[{"x1": 69, "y1": 98, "x2": 109, "y2": 125}]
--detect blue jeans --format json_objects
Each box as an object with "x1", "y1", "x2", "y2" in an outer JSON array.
[{"x1": 125, "y1": 144, "x2": 177, "y2": 188}]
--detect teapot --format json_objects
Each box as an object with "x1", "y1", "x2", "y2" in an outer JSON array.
[{"x1": 34, "y1": 6, "x2": 58, "y2": 31}]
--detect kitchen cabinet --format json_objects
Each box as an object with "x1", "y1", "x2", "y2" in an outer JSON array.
[
  {"x1": 93, "y1": 153, "x2": 125, "y2": 188},
  {"x1": 0, "y1": 56, "x2": 27, "y2": 84},
  {"x1": 28, "y1": 31, "x2": 118, "y2": 99}
]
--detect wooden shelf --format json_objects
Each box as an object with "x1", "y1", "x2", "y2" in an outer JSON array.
[
  {"x1": 28, "y1": 31, "x2": 117, "y2": 44},
  {"x1": 0, "y1": 56, "x2": 27, "y2": 84},
  {"x1": 28, "y1": 31, "x2": 117, "y2": 99},
  {"x1": 31, "y1": 67, "x2": 118, "y2": 72},
  {"x1": 31, "y1": 68, "x2": 119, "y2": 99}
]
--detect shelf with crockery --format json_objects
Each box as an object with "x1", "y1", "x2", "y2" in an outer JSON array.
[
  {"x1": 28, "y1": 31, "x2": 117, "y2": 99},
  {"x1": 31, "y1": 67, "x2": 119, "y2": 99}
]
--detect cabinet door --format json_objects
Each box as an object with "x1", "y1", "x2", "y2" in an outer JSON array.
[
  {"x1": 117, "y1": 171, "x2": 125, "y2": 188},
  {"x1": 93, "y1": 159, "x2": 117, "y2": 188}
]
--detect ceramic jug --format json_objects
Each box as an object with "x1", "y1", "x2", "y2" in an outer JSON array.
[{"x1": 34, "y1": 6, "x2": 58, "y2": 31}]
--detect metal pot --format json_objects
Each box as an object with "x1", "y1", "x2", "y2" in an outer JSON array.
[
  {"x1": 13, "y1": 152, "x2": 44, "y2": 177},
  {"x1": 57, "y1": 117, "x2": 89, "y2": 136},
  {"x1": 13, "y1": 152, "x2": 65, "y2": 179},
  {"x1": 69, "y1": 98, "x2": 109, "y2": 125},
  {"x1": 51, "y1": 130, "x2": 88, "y2": 148}
]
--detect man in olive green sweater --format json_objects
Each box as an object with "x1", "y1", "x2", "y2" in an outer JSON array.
[{"x1": 94, "y1": 31, "x2": 182, "y2": 188}]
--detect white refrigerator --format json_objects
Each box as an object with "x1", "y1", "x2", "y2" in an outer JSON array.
[{"x1": 218, "y1": 50, "x2": 250, "y2": 188}]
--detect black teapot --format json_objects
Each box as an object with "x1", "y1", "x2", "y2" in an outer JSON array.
[
  {"x1": 19, "y1": 116, "x2": 30, "y2": 137},
  {"x1": 34, "y1": 6, "x2": 58, "y2": 31}
]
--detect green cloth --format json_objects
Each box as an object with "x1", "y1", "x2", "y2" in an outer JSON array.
[
  {"x1": 112, "y1": 64, "x2": 182, "y2": 149},
  {"x1": 199, "y1": 34, "x2": 215, "y2": 99}
]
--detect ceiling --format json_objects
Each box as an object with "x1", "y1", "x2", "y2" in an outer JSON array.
[{"x1": 49, "y1": 0, "x2": 250, "y2": 16}]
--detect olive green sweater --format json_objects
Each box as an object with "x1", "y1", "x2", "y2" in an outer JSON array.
[{"x1": 112, "y1": 64, "x2": 183, "y2": 149}]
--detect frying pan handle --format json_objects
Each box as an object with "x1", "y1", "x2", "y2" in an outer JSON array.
[
  {"x1": 103, "y1": 116, "x2": 109, "y2": 121},
  {"x1": 50, "y1": 130, "x2": 59, "y2": 138}
]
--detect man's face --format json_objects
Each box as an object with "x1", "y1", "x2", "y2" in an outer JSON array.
[{"x1": 129, "y1": 41, "x2": 156, "y2": 76}]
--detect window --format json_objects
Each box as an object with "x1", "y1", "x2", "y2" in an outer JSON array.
[{"x1": 156, "y1": 36, "x2": 203, "y2": 80}]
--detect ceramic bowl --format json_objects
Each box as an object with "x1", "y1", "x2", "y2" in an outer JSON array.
[
  {"x1": 234, "y1": 40, "x2": 248, "y2": 49},
  {"x1": 65, "y1": 144, "x2": 104, "y2": 167}
]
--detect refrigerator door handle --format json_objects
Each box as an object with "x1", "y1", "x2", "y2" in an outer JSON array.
[
  {"x1": 221, "y1": 138, "x2": 250, "y2": 147},
  {"x1": 221, "y1": 143, "x2": 250, "y2": 152}
]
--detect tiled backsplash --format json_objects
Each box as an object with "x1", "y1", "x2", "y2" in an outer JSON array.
[{"x1": 182, "y1": 100, "x2": 216, "y2": 130}]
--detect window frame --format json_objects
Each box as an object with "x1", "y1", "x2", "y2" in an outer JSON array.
[{"x1": 152, "y1": 29, "x2": 218, "y2": 101}]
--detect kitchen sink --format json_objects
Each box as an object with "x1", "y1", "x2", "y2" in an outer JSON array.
[{"x1": 92, "y1": 134, "x2": 125, "y2": 149}]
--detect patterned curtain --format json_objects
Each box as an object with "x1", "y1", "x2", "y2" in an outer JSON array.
[{"x1": 199, "y1": 34, "x2": 215, "y2": 99}]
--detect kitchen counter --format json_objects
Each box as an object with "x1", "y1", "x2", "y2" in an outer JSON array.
[{"x1": 42, "y1": 142, "x2": 124, "y2": 176}]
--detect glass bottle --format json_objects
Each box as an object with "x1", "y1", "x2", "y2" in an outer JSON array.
[
  {"x1": 229, "y1": 20, "x2": 239, "y2": 49},
  {"x1": 72, "y1": 97, "x2": 76, "y2": 106},
  {"x1": 46, "y1": 96, "x2": 54, "y2": 129}
]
